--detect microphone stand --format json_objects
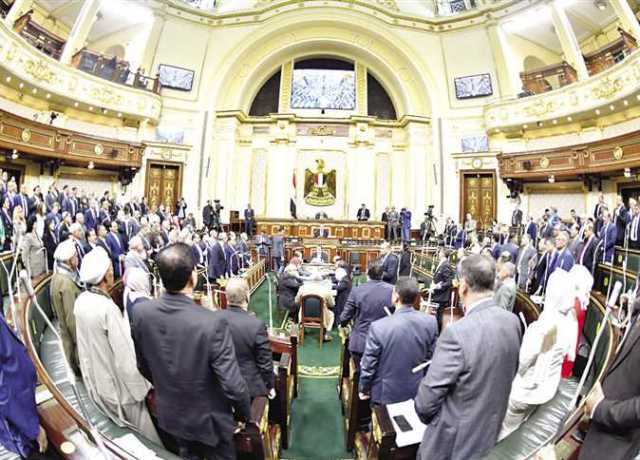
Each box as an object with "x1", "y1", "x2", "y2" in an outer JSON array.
[
  {"x1": 19, "y1": 270, "x2": 110, "y2": 459},
  {"x1": 570, "y1": 281, "x2": 622, "y2": 408}
]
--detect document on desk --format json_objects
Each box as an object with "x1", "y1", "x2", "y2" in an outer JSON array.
[
  {"x1": 113, "y1": 433, "x2": 162, "y2": 459},
  {"x1": 387, "y1": 399, "x2": 426, "y2": 448}
]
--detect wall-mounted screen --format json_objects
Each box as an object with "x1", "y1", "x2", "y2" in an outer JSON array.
[
  {"x1": 158, "y1": 64, "x2": 195, "y2": 91},
  {"x1": 291, "y1": 69, "x2": 356, "y2": 110},
  {"x1": 454, "y1": 73, "x2": 493, "y2": 99}
]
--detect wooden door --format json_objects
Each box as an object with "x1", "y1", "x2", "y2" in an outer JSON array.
[
  {"x1": 145, "y1": 162, "x2": 182, "y2": 211},
  {"x1": 460, "y1": 171, "x2": 496, "y2": 231}
]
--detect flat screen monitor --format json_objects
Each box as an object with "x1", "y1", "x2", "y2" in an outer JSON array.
[{"x1": 291, "y1": 69, "x2": 356, "y2": 110}]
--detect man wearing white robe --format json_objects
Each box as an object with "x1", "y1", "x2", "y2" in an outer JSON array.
[
  {"x1": 498, "y1": 268, "x2": 577, "y2": 440},
  {"x1": 74, "y1": 247, "x2": 160, "y2": 443}
]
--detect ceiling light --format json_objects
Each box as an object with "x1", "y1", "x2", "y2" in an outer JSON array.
[
  {"x1": 595, "y1": 109, "x2": 601, "y2": 115},
  {"x1": 117, "y1": 112, "x2": 122, "y2": 118},
  {"x1": 11, "y1": 150, "x2": 18, "y2": 160},
  {"x1": 523, "y1": 124, "x2": 528, "y2": 129},
  {"x1": 609, "y1": 104, "x2": 615, "y2": 111},
  {"x1": 637, "y1": 94, "x2": 640, "y2": 101},
  {"x1": 46, "y1": 93, "x2": 51, "y2": 99},
  {"x1": 552, "y1": 119, "x2": 557, "y2": 125},
  {"x1": 625, "y1": 168, "x2": 632, "y2": 178},
  {"x1": 18, "y1": 83, "x2": 24, "y2": 89},
  {"x1": 74, "y1": 102, "x2": 79, "y2": 107},
  {"x1": 88, "y1": 161, "x2": 95, "y2": 170},
  {"x1": 567, "y1": 116, "x2": 573, "y2": 122},
  {"x1": 623, "y1": 100, "x2": 629, "y2": 106},
  {"x1": 88, "y1": 106, "x2": 94, "y2": 111},
  {"x1": 5, "y1": 76, "x2": 10, "y2": 83},
  {"x1": 548, "y1": 175, "x2": 555, "y2": 184},
  {"x1": 31, "y1": 88, "x2": 37, "y2": 94},
  {"x1": 595, "y1": 0, "x2": 607, "y2": 10},
  {"x1": 102, "y1": 108, "x2": 108, "y2": 114}
]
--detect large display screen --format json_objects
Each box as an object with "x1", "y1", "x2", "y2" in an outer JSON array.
[{"x1": 291, "y1": 69, "x2": 356, "y2": 110}]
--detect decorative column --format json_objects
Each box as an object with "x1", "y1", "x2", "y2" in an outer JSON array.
[
  {"x1": 406, "y1": 121, "x2": 430, "y2": 216},
  {"x1": 138, "y1": 11, "x2": 166, "y2": 73},
  {"x1": 212, "y1": 115, "x2": 239, "y2": 222},
  {"x1": 267, "y1": 116, "x2": 296, "y2": 218},
  {"x1": 610, "y1": 0, "x2": 640, "y2": 40},
  {"x1": 487, "y1": 22, "x2": 522, "y2": 97},
  {"x1": 278, "y1": 61, "x2": 293, "y2": 113},
  {"x1": 550, "y1": 1, "x2": 589, "y2": 80},
  {"x1": 59, "y1": 0, "x2": 102, "y2": 65},
  {"x1": 4, "y1": 0, "x2": 33, "y2": 26},
  {"x1": 355, "y1": 62, "x2": 367, "y2": 116},
  {"x1": 348, "y1": 119, "x2": 376, "y2": 219}
]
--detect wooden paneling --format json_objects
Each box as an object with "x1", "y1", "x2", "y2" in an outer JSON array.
[
  {"x1": 256, "y1": 218, "x2": 384, "y2": 240},
  {"x1": 460, "y1": 171, "x2": 496, "y2": 230},
  {"x1": 0, "y1": 110, "x2": 144, "y2": 168},
  {"x1": 498, "y1": 130, "x2": 640, "y2": 180},
  {"x1": 145, "y1": 161, "x2": 182, "y2": 211}
]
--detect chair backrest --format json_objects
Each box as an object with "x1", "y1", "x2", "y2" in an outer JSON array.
[{"x1": 301, "y1": 294, "x2": 324, "y2": 321}]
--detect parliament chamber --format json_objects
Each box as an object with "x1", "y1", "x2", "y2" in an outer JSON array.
[{"x1": 1, "y1": 0, "x2": 640, "y2": 459}]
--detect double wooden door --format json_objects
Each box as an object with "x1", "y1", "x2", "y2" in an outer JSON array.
[
  {"x1": 145, "y1": 161, "x2": 182, "y2": 211},
  {"x1": 460, "y1": 171, "x2": 496, "y2": 231}
]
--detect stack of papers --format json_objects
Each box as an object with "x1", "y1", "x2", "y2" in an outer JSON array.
[
  {"x1": 386, "y1": 399, "x2": 427, "y2": 448},
  {"x1": 113, "y1": 434, "x2": 163, "y2": 459}
]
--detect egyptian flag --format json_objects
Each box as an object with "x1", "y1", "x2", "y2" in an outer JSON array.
[{"x1": 290, "y1": 171, "x2": 297, "y2": 219}]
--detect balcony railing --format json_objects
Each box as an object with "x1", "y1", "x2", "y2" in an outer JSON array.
[
  {"x1": 519, "y1": 61, "x2": 578, "y2": 96},
  {"x1": 13, "y1": 10, "x2": 65, "y2": 60},
  {"x1": 584, "y1": 27, "x2": 637, "y2": 77},
  {"x1": 0, "y1": 0, "x2": 10, "y2": 18},
  {"x1": 72, "y1": 48, "x2": 162, "y2": 94}
]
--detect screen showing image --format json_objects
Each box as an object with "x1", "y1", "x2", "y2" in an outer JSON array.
[
  {"x1": 291, "y1": 69, "x2": 356, "y2": 110},
  {"x1": 158, "y1": 64, "x2": 195, "y2": 91}
]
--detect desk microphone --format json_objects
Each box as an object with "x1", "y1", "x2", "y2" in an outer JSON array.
[{"x1": 19, "y1": 270, "x2": 110, "y2": 459}]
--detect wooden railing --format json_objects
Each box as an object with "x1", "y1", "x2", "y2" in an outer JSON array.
[
  {"x1": 72, "y1": 48, "x2": 162, "y2": 94},
  {"x1": 13, "y1": 10, "x2": 65, "y2": 60},
  {"x1": 520, "y1": 61, "x2": 578, "y2": 95},
  {"x1": 584, "y1": 27, "x2": 638, "y2": 76}
]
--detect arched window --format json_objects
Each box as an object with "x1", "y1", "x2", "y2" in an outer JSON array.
[
  {"x1": 367, "y1": 72, "x2": 397, "y2": 120},
  {"x1": 249, "y1": 70, "x2": 281, "y2": 116}
]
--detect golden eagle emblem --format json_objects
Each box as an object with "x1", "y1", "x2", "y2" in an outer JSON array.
[{"x1": 304, "y1": 159, "x2": 336, "y2": 207}]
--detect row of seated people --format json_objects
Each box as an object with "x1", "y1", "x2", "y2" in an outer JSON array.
[
  {"x1": 1, "y1": 240, "x2": 297, "y2": 460},
  {"x1": 337, "y1": 249, "x2": 633, "y2": 460}
]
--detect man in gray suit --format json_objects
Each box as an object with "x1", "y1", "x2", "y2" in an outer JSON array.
[
  {"x1": 415, "y1": 255, "x2": 522, "y2": 460},
  {"x1": 516, "y1": 234, "x2": 537, "y2": 291},
  {"x1": 494, "y1": 262, "x2": 517, "y2": 312},
  {"x1": 271, "y1": 227, "x2": 285, "y2": 272}
]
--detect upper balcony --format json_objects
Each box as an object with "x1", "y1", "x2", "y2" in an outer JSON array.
[
  {"x1": 485, "y1": 45, "x2": 640, "y2": 133},
  {"x1": 0, "y1": 17, "x2": 162, "y2": 123}
]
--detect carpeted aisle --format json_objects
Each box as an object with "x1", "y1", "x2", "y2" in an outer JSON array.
[{"x1": 249, "y1": 275, "x2": 354, "y2": 460}]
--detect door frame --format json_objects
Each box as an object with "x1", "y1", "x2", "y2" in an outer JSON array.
[
  {"x1": 459, "y1": 170, "x2": 497, "y2": 226},
  {"x1": 144, "y1": 160, "x2": 184, "y2": 209}
]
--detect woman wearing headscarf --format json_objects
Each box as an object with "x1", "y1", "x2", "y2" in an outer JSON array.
[
  {"x1": 0, "y1": 313, "x2": 49, "y2": 459},
  {"x1": 123, "y1": 267, "x2": 152, "y2": 323},
  {"x1": 498, "y1": 268, "x2": 577, "y2": 440},
  {"x1": 74, "y1": 247, "x2": 160, "y2": 443},
  {"x1": 21, "y1": 215, "x2": 46, "y2": 278}
]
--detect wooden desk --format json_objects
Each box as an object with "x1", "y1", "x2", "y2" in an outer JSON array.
[{"x1": 257, "y1": 218, "x2": 385, "y2": 240}]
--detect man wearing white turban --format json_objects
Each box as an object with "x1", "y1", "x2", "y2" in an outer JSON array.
[
  {"x1": 73, "y1": 247, "x2": 160, "y2": 443},
  {"x1": 50, "y1": 239, "x2": 82, "y2": 375},
  {"x1": 498, "y1": 268, "x2": 577, "y2": 440}
]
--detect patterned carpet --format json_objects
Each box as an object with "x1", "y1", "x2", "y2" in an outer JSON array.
[{"x1": 249, "y1": 275, "x2": 354, "y2": 460}]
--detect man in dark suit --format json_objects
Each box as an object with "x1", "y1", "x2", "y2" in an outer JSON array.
[
  {"x1": 84, "y1": 201, "x2": 99, "y2": 232},
  {"x1": 357, "y1": 204, "x2": 370, "y2": 222},
  {"x1": 600, "y1": 210, "x2": 617, "y2": 264},
  {"x1": 579, "y1": 294, "x2": 640, "y2": 460},
  {"x1": 131, "y1": 243, "x2": 250, "y2": 460},
  {"x1": 13, "y1": 183, "x2": 31, "y2": 217},
  {"x1": 202, "y1": 200, "x2": 214, "y2": 230},
  {"x1": 380, "y1": 242, "x2": 399, "y2": 285},
  {"x1": 207, "y1": 235, "x2": 227, "y2": 282},
  {"x1": 381, "y1": 207, "x2": 389, "y2": 240},
  {"x1": 430, "y1": 248, "x2": 454, "y2": 332},
  {"x1": 244, "y1": 204, "x2": 256, "y2": 237},
  {"x1": 106, "y1": 221, "x2": 124, "y2": 278},
  {"x1": 359, "y1": 277, "x2": 437, "y2": 405},
  {"x1": 548, "y1": 230, "x2": 575, "y2": 275},
  {"x1": 340, "y1": 261, "x2": 394, "y2": 365},
  {"x1": 216, "y1": 278, "x2": 274, "y2": 399},
  {"x1": 613, "y1": 195, "x2": 629, "y2": 246},
  {"x1": 578, "y1": 223, "x2": 599, "y2": 274},
  {"x1": 499, "y1": 235, "x2": 520, "y2": 263},
  {"x1": 593, "y1": 193, "x2": 606, "y2": 221},
  {"x1": 511, "y1": 204, "x2": 523, "y2": 228},
  {"x1": 415, "y1": 255, "x2": 522, "y2": 460}
]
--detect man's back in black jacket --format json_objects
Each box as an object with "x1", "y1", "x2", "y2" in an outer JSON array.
[
  {"x1": 216, "y1": 306, "x2": 274, "y2": 398},
  {"x1": 131, "y1": 292, "x2": 251, "y2": 454}
]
